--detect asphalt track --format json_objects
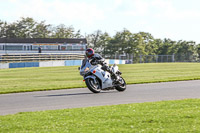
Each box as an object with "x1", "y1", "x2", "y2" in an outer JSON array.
[{"x1": 1, "y1": 80, "x2": 200, "y2": 115}]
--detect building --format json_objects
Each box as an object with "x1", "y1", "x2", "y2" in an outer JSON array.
[{"x1": 0, "y1": 38, "x2": 87, "y2": 54}]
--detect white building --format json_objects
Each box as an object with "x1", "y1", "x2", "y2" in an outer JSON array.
[{"x1": 0, "y1": 38, "x2": 87, "y2": 54}]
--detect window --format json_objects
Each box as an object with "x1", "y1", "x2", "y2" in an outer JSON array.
[
  {"x1": 0, "y1": 45, "x2": 3, "y2": 50},
  {"x1": 66, "y1": 45, "x2": 72, "y2": 50},
  {"x1": 5, "y1": 45, "x2": 23, "y2": 50},
  {"x1": 45, "y1": 45, "x2": 58, "y2": 50},
  {"x1": 72, "y1": 44, "x2": 86, "y2": 51},
  {"x1": 32, "y1": 45, "x2": 39, "y2": 50},
  {"x1": 61, "y1": 46, "x2": 66, "y2": 50},
  {"x1": 32, "y1": 45, "x2": 58, "y2": 50}
]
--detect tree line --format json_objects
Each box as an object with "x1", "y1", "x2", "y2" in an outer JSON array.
[
  {"x1": 1, "y1": 17, "x2": 200, "y2": 62},
  {"x1": 0, "y1": 17, "x2": 83, "y2": 38},
  {"x1": 87, "y1": 29, "x2": 200, "y2": 62}
]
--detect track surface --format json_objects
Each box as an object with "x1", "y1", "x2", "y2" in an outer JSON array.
[{"x1": 1, "y1": 80, "x2": 200, "y2": 115}]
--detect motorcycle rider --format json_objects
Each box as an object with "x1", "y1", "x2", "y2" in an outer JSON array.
[{"x1": 85, "y1": 48, "x2": 120, "y2": 82}]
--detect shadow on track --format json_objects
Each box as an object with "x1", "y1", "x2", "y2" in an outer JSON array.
[{"x1": 35, "y1": 91, "x2": 117, "y2": 98}]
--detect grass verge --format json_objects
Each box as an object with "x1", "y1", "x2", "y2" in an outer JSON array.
[
  {"x1": 1, "y1": 63, "x2": 200, "y2": 94},
  {"x1": 0, "y1": 99, "x2": 200, "y2": 132}
]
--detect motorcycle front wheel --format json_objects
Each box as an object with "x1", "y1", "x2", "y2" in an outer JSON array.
[
  {"x1": 115, "y1": 77, "x2": 126, "y2": 92},
  {"x1": 85, "y1": 78, "x2": 101, "y2": 93}
]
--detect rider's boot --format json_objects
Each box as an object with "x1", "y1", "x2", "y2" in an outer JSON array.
[
  {"x1": 116, "y1": 70, "x2": 122, "y2": 75},
  {"x1": 110, "y1": 71, "x2": 120, "y2": 83}
]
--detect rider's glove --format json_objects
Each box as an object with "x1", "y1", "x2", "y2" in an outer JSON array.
[
  {"x1": 98, "y1": 60, "x2": 106, "y2": 66},
  {"x1": 97, "y1": 60, "x2": 102, "y2": 64},
  {"x1": 91, "y1": 61, "x2": 97, "y2": 65}
]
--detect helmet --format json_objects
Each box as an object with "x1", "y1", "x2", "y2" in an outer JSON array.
[{"x1": 85, "y1": 48, "x2": 94, "y2": 58}]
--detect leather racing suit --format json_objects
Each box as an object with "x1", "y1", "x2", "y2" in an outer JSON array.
[{"x1": 88, "y1": 53, "x2": 119, "y2": 80}]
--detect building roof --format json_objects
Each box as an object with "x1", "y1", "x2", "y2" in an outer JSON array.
[{"x1": 0, "y1": 38, "x2": 87, "y2": 44}]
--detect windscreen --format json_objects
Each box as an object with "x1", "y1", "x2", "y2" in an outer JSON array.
[{"x1": 81, "y1": 59, "x2": 91, "y2": 69}]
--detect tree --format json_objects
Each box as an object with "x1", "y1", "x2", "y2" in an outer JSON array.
[
  {"x1": 0, "y1": 20, "x2": 7, "y2": 38},
  {"x1": 0, "y1": 17, "x2": 82, "y2": 39},
  {"x1": 175, "y1": 40, "x2": 196, "y2": 62},
  {"x1": 197, "y1": 44, "x2": 200, "y2": 61},
  {"x1": 87, "y1": 30, "x2": 101, "y2": 48},
  {"x1": 5, "y1": 23, "x2": 17, "y2": 38},
  {"x1": 33, "y1": 20, "x2": 51, "y2": 38},
  {"x1": 1, "y1": 17, "x2": 51, "y2": 38},
  {"x1": 14, "y1": 17, "x2": 37, "y2": 38},
  {"x1": 51, "y1": 24, "x2": 76, "y2": 38},
  {"x1": 74, "y1": 30, "x2": 84, "y2": 38}
]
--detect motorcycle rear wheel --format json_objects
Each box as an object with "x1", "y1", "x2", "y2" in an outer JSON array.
[
  {"x1": 85, "y1": 78, "x2": 101, "y2": 93},
  {"x1": 115, "y1": 77, "x2": 126, "y2": 92}
]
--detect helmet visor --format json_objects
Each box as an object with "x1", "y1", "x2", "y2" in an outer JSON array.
[{"x1": 86, "y1": 49, "x2": 94, "y2": 57}]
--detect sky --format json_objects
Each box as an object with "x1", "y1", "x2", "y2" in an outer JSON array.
[{"x1": 1, "y1": 0, "x2": 200, "y2": 43}]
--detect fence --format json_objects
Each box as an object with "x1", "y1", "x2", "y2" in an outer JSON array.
[
  {"x1": 130, "y1": 54, "x2": 198, "y2": 63},
  {"x1": 114, "y1": 54, "x2": 175, "y2": 63},
  {"x1": 0, "y1": 53, "x2": 85, "y2": 63},
  {"x1": 1, "y1": 53, "x2": 198, "y2": 64},
  {"x1": 0, "y1": 59, "x2": 126, "y2": 69},
  {"x1": 116, "y1": 54, "x2": 199, "y2": 63},
  {"x1": 137, "y1": 55, "x2": 175, "y2": 63}
]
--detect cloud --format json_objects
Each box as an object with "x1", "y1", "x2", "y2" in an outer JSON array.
[
  {"x1": 3, "y1": 0, "x2": 105, "y2": 25},
  {"x1": 112, "y1": 0, "x2": 200, "y2": 20},
  {"x1": 150, "y1": 0, "x2": 200, "y2": 20},
  {"x1": 164, "y1": 8, "x2": 200, "y2": 20},
  {"x1": 1, "y1": 0, "x2": 200, "y2": 43},
  {"x1": 113, "y1": 0, "x2": 123, "y2": 8},
  {"x1": 3, "y1": 0, "x2": 200, "y2": 23},
  {"x1": 7, "y1": 0, "x2": 17, "y2": 3},
  {"x1": 53, "y1": 1, "x2": 105, "y2": 24},
  {"x1": 115, "y1": 0, "x2": 149, "y2": 16},
  {"x1": 151, "y1": 0, "x2": 172, "y2": 8}
]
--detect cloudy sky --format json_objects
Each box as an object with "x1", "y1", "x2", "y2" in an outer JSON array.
[{"x1": 1, "y1": 0, "x2": 200, "y2": 43}]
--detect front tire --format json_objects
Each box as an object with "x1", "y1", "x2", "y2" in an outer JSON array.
[
  {"x1": 85, "y1": 78, "x2": 101, "y2": 93},
  {"x1": 115, "y1": 77, "x2": 126, "y2": 92}
]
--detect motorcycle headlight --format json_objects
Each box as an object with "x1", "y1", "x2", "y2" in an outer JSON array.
[
  {"x1": 84, "y1": 67, "x2": 89, "y2": 72},
  {"x1": 80, "y1": 67, "x2": 90, "y2": 76}
]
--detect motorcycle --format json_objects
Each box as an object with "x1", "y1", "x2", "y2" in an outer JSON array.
[{"x1": 79, "y1": 59, "x2": 126, "y2": 93}]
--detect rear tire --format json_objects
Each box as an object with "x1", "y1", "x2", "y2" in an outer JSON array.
[
  {"x1": 85, "y1": 78, "x2": 101, "y2": 93},
  {"x1": 115, "y1": 77, "x2": 126, "y2": 92}
]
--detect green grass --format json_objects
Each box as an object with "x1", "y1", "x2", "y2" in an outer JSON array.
[
  {"x1": 121, "y1": 63, "x2": 200, "y2": 84},
  {"x1": 1, "y1": 63, "x2": 200, "y2": 94},
  {"x1": 0, "y1": 66, "x2": 85, "y2": 94},
  {"x1": 1, "y1": 99, "x2": 200, "y2": 132}
]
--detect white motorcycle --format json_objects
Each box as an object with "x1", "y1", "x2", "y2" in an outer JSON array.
[{"x1": 79, "y1": 59, "x2": 126, "y2": 93}]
